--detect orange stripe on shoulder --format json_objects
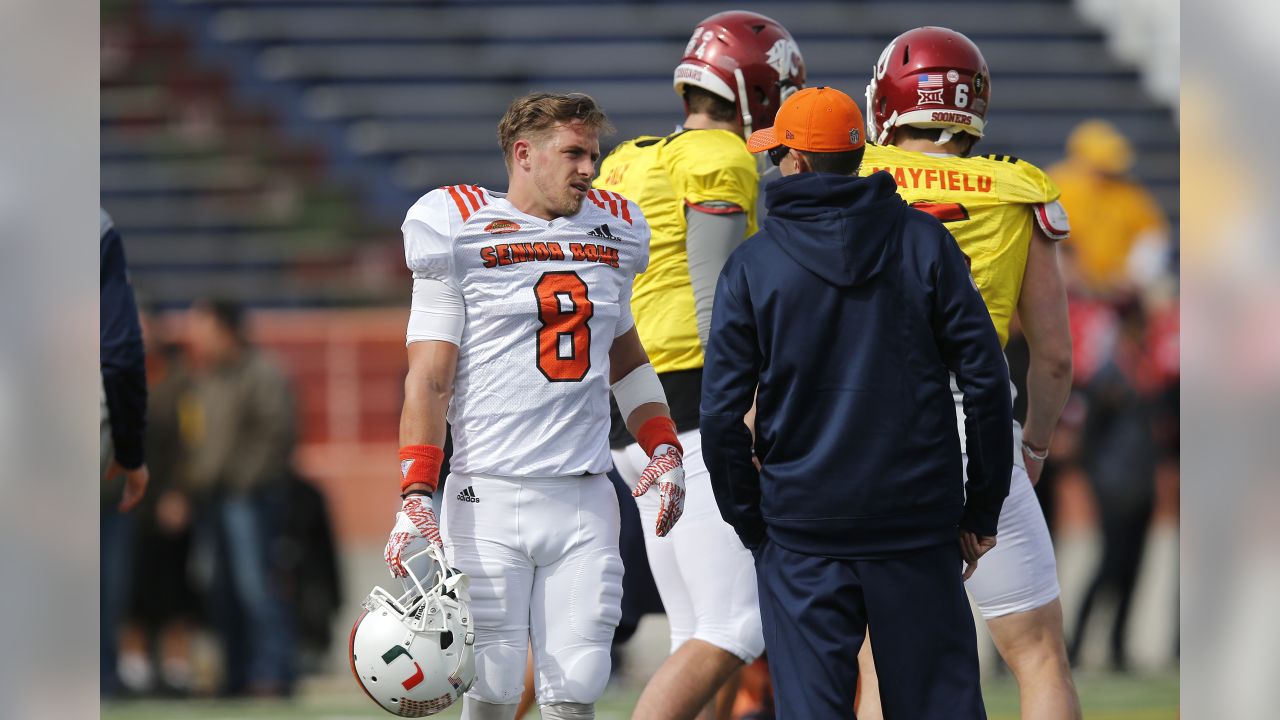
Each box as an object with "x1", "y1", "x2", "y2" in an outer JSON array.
[
  {"x1": 460, "y1": 184, "x2": 487, "y2": 212},
  {"x1": 443, "y1": 185, "x2": 475, "y2": 221},
  {"x1": 613, "y1": 192, "x2": 633, "y2": 224},
  {"x1": 592, "y1": 190, "x2": 634, "y2": 225}
]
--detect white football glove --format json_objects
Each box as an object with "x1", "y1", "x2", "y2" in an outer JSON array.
[
  {"x1": 632, "y1": 443, "x2": 685, "y2": 537},
  {"x1": 383, "y1": 494, "x2": 443, "y2": 578}
]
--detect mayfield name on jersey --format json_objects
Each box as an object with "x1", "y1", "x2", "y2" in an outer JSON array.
[
  {"x1": 860, "y1": 143, "x2": 1070, "y2": 347},
  {"x1": 402, "y1": 185, "x2": 650, "y2": 478}
]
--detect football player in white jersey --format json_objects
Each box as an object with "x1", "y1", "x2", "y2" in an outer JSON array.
[{"x1": 382, "y1": 93, "x2": 688, "y2": 720}]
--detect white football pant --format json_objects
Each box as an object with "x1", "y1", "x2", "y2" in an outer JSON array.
[
  {"x1": 964, "y1": 458, "x2": 1062, "y2": 618},
  {"x1": 439, "y1": 472, "x2": 622, "y2": 710},
  {"x1": 613, "y1": 429, "x2": 765, "y2": 662}
]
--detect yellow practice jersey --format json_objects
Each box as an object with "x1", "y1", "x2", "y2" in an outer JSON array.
[
  {"x1": 860, "y1": 144, "x2": 1070, "y2": 346},
  {"x1": 596, "y1": 129, "x2": 758, "y2": 372}
]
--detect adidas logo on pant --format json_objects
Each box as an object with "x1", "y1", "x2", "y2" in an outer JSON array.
[{"x1": 456, "y1": 486, "x2": 480, "y2": 503}]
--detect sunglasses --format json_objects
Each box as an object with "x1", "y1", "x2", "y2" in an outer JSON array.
[{"x1": 767, "y1": 145, "x2": 791, "y2": 167}]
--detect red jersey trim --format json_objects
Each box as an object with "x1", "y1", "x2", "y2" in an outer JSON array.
[
  {"x1": 684, "y1": 199, "x2": 746, "y2": 216},
  {"x1": 1034, "y1": 202, "x2": 1070, "y2": 241}
]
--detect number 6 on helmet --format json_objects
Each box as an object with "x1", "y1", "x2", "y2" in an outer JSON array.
[{"x1": 350, "y1": 544, "x2": 477, "y2": 716}]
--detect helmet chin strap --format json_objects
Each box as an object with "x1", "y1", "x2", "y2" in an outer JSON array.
[
  {"x1": 935, "y1": 129, "x2": 956, "y2": 146},
  {"x1": 733, "y1": 68, "x2": 753, "y2": 138},
  {"x1": 865, "y1": 78, "x2": 878, "y2": 143},
  {"x1": 877, "y1": 110, "x2": 899, "y2": 145}
]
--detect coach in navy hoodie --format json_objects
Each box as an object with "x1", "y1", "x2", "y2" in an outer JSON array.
[{"x1": 700, "y1": 87, "x2": 1011, "y2": 719}]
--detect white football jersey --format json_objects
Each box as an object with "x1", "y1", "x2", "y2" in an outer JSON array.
[{"x1": 403, "y1": 185, "x2": 649, "y2": 478}]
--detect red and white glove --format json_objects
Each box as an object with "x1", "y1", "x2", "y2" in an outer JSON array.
[
  {"x1": 384, "y1": 494, "x2": 443, "y2": 578},
  {"x1": 633, "y1": 443, "x2": 686, "y2": 537}
]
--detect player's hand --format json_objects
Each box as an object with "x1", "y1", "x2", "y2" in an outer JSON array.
[
  {"x1": 384, "y1": 494, "x2": 443, "y2": 578},
  {"x1": 104, "y1": 460, "x2": 149, "y2": 513},
  {"x1": 959, "y1": 530, "x2": 997, "y2": 581},
  {"x1": 633, "y1": 443, "x2": 685, "y2": 537}
]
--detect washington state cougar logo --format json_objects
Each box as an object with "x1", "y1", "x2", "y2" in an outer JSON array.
[{"x1": 765, "y1": 38, "x2": 803, "y2": 80}]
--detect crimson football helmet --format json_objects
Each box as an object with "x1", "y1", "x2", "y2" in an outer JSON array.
[
  {"x1": 866, "y1": 27, "x2": 991, "y2": 145},
  {"x1": 673, "y1": 11, "x2": 805, "y2": 136}
]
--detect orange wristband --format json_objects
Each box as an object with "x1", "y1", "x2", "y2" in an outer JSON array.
[
  {"x1": 399, "y1": 444, "x2": 444, "y2": 493},
  {"x1": 636, "y1": 416, "x2": 682, "y2": 457}
]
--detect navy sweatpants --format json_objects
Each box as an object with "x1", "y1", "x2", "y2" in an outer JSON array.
[{"x1": 755, "y1": 539, "x2": 985, "y2": 719}]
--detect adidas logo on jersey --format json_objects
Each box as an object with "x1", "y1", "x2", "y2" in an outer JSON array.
[
  {"x1": 586, "y1": 224, "x2": 621, "y2": 241},
  {"x1": 456, "y1": 486, "x2": 480, "y2": 503}
]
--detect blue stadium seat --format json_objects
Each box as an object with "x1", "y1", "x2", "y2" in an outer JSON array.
[{"x1": 102, "y1": 0, "x2": 1179, "y2": 305}]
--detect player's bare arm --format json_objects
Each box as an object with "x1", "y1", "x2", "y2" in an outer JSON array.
[
  {"x1": 383, "y1": 339, "x2": 458, "y2": 576},
  {"x1": 610, "y1": 326, "x2": 687, "y2": 536},
  {"x1": 1016, "y1": 225, "x2": 1073, "y2": 484},
  {"x1": 399, "y1": 339, "x2": 458, "y2": 471}
]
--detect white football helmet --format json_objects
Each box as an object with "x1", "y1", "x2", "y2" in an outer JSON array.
[{"x1": 350, "y1": 544, "x2": 476, "y2": 717}]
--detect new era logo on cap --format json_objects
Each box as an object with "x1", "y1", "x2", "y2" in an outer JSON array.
[{"x1": 785, "y1": 130, "x2": 795, "y2": 140}]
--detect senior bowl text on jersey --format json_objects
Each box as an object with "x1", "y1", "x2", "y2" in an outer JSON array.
[{"x1": 402, "y1": 183, "x2": 648, "y2": 477}]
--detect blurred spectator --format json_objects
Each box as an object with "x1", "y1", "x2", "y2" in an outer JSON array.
[
  {"x1": 1049, "y1": 120, "x2": 1172, "y2": 296},
  {"x1": 1067, "y1": 296, "x2": 1168, "y2": 671},
  {"x1": 100, "y1": 208, "x2": 149, "y2": 698},
  {"x1": 184, "y1": 298, "x2": 296, "y2": 697},
  {"x1": 116, "y1": 305, "x2": 200, "y2": 696}
]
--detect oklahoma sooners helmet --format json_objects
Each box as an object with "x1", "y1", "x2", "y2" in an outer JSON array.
[
  {"x1": 866, "y1": 27, "x2": 991, "y2": 145},
  {"x1": 673, "y1": 11, "x2": 805, "y2": 136},
  {"x1": 350, "y1": 544, "x2": 476, "y2": 717}
]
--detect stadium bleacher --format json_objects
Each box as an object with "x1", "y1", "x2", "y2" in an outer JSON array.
[{"x1": 102, "y1": 0, "x2": 1179, "y2": 306}]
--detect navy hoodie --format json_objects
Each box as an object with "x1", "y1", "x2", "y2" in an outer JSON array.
[
  {"x1": 700, "y1": 171, "x2": 1012, "y2": 557},
  {"x1": 101, "y1": 209, "x2": 147, "y2": 470}
]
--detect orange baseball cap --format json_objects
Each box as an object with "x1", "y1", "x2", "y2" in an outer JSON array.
[{"x1": 746, "y1": 86, "x2": 866, "y2": 154}]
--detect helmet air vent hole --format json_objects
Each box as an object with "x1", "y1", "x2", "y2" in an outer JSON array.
[
  {"x1": 371, "y1": 676, "x2": 378, "y2": 683},
  {"x1": 440, "y1": 631, "x2": 455, "y2": 650},
  {"x1": 902, "y1": 46, "x2": 910, "y2": 65},
  {"x1": 391, "y1": 698, "x2": 399, "y2": 703},
  {"x1": 751, "y1": 24, "x2": 765, "y2": 34}
]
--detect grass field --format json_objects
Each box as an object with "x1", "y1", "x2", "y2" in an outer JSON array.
[{"x1": 103, "y1": 669, "x2": 1178, "y2": 719}]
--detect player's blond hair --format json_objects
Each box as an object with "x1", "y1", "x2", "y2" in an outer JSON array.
[{"x1": 497, "y1": 92, "x2": 614, "y2": 168}]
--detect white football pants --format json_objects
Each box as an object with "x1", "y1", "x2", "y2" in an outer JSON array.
[
  {"x1": 439, "y1": 472, "x2": 622, "y2": 708},
  {"x1": 964, "y1": 459, "x2": 1062, "y2": 618},
  {"x1": 613, "y1": 429, "x2": 765, "y2": 662}
]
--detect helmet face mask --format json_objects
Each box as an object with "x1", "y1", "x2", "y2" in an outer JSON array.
[
  {"x1": 673, "y1": 10, "x2": 806, "y2": 137},
  {"x1": 350, "y1": 544, "x2": 476, "y2": 717},
  {"x1": 865, "y1": 26, "x2": 991, "y2": 146}
]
